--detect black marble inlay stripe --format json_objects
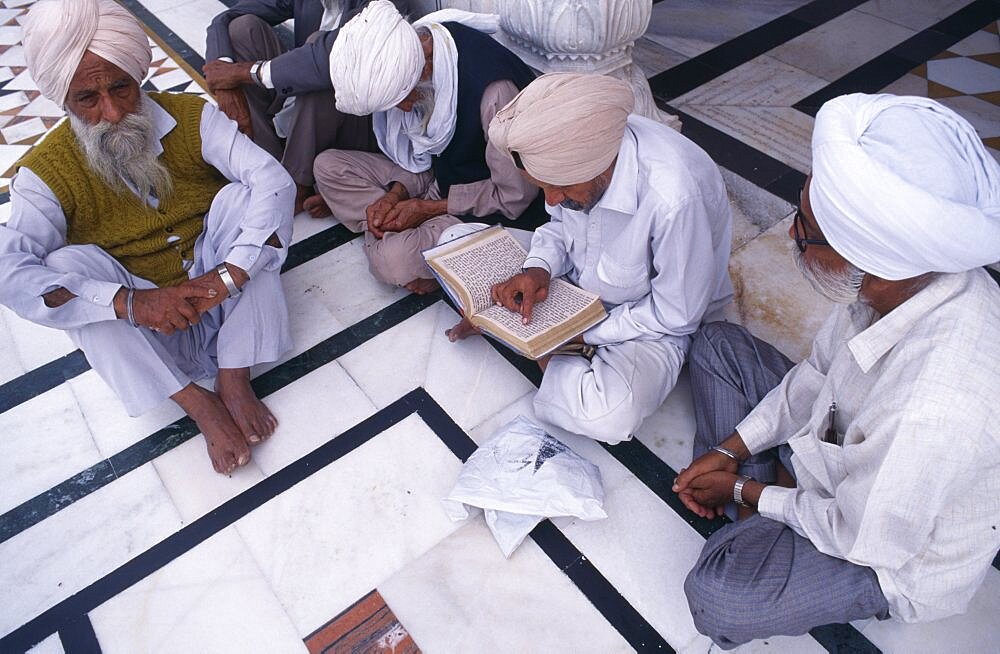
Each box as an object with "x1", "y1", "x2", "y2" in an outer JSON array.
[
  {"x1": 647, "y1": 0, "x2": 868, "y2": 102},
  {"x1": 0, "y1": 290, "x2": 437, "y2": 546},
  {"x1": 794, "y1": 0, "x2": 1000, "y2": 115},
  {"x1": 57, "y1": 614, "x2": 102, "y2": 654},
  {"x1": 0, "y1": 225, "x2": 358, "y2": 416},
  {"x1": 118, "y1": 0, "x2": 206, "y2": 73},
  {"x1": 1, "y1": 389, "x2": 666, "y2": 654}
]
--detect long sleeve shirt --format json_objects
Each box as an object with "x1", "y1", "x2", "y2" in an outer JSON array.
[
  {"x1": 744, "y1": 269, "x2": 1000, "y2": 623},
  {"x1": 0, "y1": 99, "x2": 294, "y2": 330},
  {"x1": 522, "y1": 115, "x2": 733, "y2": 347}
]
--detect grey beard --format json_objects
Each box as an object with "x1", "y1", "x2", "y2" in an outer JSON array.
[
  {"x1": 794, "y1": 249, "x2": 866, "y2": 304},
  {"x1": 411, "y1": 80, "x2": 436, "y2": 129},
  {"x1": 69, "y1": 93, "x2": 173, "y2": 203}
]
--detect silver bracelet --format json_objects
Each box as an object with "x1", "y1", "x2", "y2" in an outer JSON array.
[
  {"x1": 126, "y1": 287, "x2": 137, "y2": 327},
  {"x1": 711, "y1": 445, "x2": 741, "y2": 463},
  {"x1": 733, "y1": 474, "x2": 752, "y2": 508},
  {"x1": 250, "y1": 60, "x2": 265, "y2": 88},
  {"x1": 216, "y1": 263, "x2": 241, "y2": 298}
]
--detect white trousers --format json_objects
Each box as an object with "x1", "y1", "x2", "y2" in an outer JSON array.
[
  {"x1": 439, "y1": 223, "x2": 686, "y2": 444},
  {"x1": 45, "y1": 184, "x2": 293, "y2": 416}
]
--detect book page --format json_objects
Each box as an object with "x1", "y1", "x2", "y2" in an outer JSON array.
[
  {"x1": 433, "y1": 231, "x2": 526, "y2": 314},
  {"x1": 477, "y1": 279, "x2": 598, "y2": 340}
]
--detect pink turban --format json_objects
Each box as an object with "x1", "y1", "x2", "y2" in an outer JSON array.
[{"x1": 22, "y1": 0, "x2": 151, "y2": 106}]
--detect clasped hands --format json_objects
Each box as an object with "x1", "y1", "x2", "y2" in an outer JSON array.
[
  {"x1": 365, "y1": 183, "x2": 448, "y2": 238},
  {"x1": 672, "y1": 435, "x2": 753, "y2": 519}
]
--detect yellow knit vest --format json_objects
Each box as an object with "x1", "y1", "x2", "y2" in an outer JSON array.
[{"x1": 18, "y1": 92, "x2": 228, "y2": 287}]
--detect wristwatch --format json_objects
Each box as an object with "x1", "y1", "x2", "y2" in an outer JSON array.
[
  {"x1": 733, "y1": 475, "x2": 753, "y2": 508},
  {"x1": 249, "y1": 60, "x2": 265, "y2": 87},
  {"x1": 216, "y1": 263, "x2": 241, "y2": 298}
]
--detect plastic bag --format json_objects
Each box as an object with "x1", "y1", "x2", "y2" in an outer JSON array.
[{"x1": 443, "y1": 416, "x2": 607, "y2": 557}]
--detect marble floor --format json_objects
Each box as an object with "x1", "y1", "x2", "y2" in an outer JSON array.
[{"x1": 1, "y1": 0, "x2": 999, "y2": 652}]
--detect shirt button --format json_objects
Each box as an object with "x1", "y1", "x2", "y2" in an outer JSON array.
[
  {"x1": 93, "y1": 295, "x2": 99, "y2": 301},
  {"x1": 165, "y1": 226, "x2": 174, "y2": 233}
]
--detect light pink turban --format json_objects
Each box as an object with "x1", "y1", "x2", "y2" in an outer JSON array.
[
  {"x1": 22, "y1": 0, "x2": 152, "y2": 107},
  {"x1": 488, "y1": 73, "x2": 635, "y2": 186}
]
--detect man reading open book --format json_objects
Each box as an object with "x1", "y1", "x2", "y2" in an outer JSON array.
[{"x1": 446, "y1": 74, "x2": 734, "y2": 443}]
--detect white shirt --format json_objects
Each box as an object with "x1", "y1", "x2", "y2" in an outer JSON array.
[
  {"x1": 0, "y1": 98, "x2": 294, "y2": 327},
  {"x1": 523, "y1": 115, "x2": 733, "y2": 347},
  {"x1": 743, "y1": 269, "x2": 1000, "y2": 622}
]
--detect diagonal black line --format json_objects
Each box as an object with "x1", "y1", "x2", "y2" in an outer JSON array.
[
  {"x1": 794, "y1": 0, "x2": 1000, "y2": 115},
  {"x1": 0, "y1": 226, "x2": 359, "y2": 416},
  {"x1": 0, "y1": 291, "x2": 439, "y2": 546},
  {"x1": 647, "y1": 0, "x2": 869, "y2": 102},
  {"x1": 57, "y1": 614, "x2": 102, "y2": 654}
]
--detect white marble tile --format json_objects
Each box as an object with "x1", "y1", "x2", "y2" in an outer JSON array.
[
  {"x1": 0, "y1": 306, "x2": 26, "y2": 384},
  {"x1": 25, "y1": 633, "x2": 63, "y2": 654},
  {"x1": 0, "y1": 9, "x2": 22, "y2": 25},
  {"x1": 141, "y1": 0, "x2": 200, "y2": 14},
  {"x1": 1, "y1": 116, "x2": 45, "y2": 144},
  {"x1": 0, "y1": 44, "x2": 25, "y2": 67},
  {"x1": 0, "y1": 24, "x2": 20, "y2": 45},
  {"x1": 632, "y1": 36, "x2": 689, "y2": 77},
  {"x1": 632, "y1": 368, "x2": 697, "y2": 473},
  {"x1": 928, "y1": 57, "x2": 1000, "y2": 95},
  {"x1": 339, "y1": 301, "x2": 537, "y2": 430},
  {"x1": 90, "y1": 528, "x2": 305, "y2": 654},
  {"x1": 0, "y1": 383, "x2": 102, "y2": 515},
  {"x1": 768, "y1": 10, "x2": 915, "y2": 82},
  {"x1": 939, "y1": 94, "x2": 1000, "y2": 140},
  {"x1": 675, "y1": 55, "x2": 828, "y2": 107},
  {"x1": 0, "y1": 65, "x2": 13, "y2": 84},
  {"x1": 880, "y1": 72, "x2": 929, "y2": 96},
  {"x1": 721, "y1": 166, "x2": 795, "y2": 252},
  {"x1": 1, "y1": 305, "x2": 76, "y2": 371},
  {"x1": 0, "y1": 143, "x2": 28, "y2": 176},
  {"x1": 855, "y1": 0, "x2": 974, "y2": 32},
  {"x1": 861, "y1": 569, "x2": 1000, "y2": 653},
  {"x1": 235, "y1": 414, "x2": 465, "y2": 636},
  {"x1": 153, "y1": 0, "x2": 228, "y2": 59},
  {"x1": 949, "y1": 29, "x2": 1000, "y2": 57},
  {"x1": 247, "y1": 360, "x2": 376, "y2": 474},
  {"x1": 308, "y1": 237, "x2": 408, "y2": 326},
  {"x1": 148, "y1": 67, "x2": 193, "y2": 91},
  {"x1": 153, "y1": 431, "x2": 266, "y2": 523},
  {"x1": 0, "y1": 89, "x2": 28, "y2": 111},
  {"x1": 3, "y1": 69, "x2": 36, "y2": 91},
  {"x1": 379, "y1": 519, "x2": 634, "y2": 653},
  {"x1": 20, "y1": 94, "x2": 63, "y2": 119},
  {"x1": 4, "y1": 0, "x2": 34, "y2": 9},
  {"x1": 289, "y1": 212, "x2": 338, "y2": 245},
  {"x1": 0, "y1": 464, "x2": 183, "y2": 635}
]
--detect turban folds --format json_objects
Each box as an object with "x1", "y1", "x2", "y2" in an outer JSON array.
[
  {"x1": 811, "y1": 93, "x2": 1000, "y2": 280},
  {"x1": 22, "y1": 0, "x2": 151, "y2": 107},
  {"x1": 488, "y1": 73, "x2": 634, "y2": 186}
]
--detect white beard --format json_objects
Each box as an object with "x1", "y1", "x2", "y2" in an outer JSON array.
[
  {"x1": 69, "y1": 92, "x2": 173, "y2": 203},
  {"x1": 794, "y1": 249, "x2": 866, "y2": 304}
]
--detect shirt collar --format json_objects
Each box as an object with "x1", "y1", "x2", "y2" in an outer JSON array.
[
  {"x1": 847, "y1": 272, "x2": 963, "y2": 372},
  {"x1": 147, "y1": 96, "x2": 177, "y2": 158},
  {"x1": 591, "y1": 121, "x2": 638, "y2": 217}
]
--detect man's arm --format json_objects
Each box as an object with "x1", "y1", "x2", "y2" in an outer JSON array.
[
  {"x1": 206, "y1": 0, "x2": 296, "y2": 63},
  {"x1": 446, "y1": 80, "x2": 540, "y2": 220},
  {"x1": 197, "y1": 101, "x2": 295, "y2": 279}
]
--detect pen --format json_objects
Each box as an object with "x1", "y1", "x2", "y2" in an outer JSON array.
[{"x1": 824, "y1": 401, "x2": 837, "y2": 444}]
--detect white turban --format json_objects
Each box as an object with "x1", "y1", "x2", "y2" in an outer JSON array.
[
  {"x1": 330, "y1": 0, "x2": 423, "y2": 116},
  {"x1": 811, "y1": 93, "x2": 1000, "y2": 280},
  {"x1": 488, "y1": 73, "x2": 634, "y2": 186},
  {"x1": 22, "y1": 0, "x2": 151, "y2": 107}
]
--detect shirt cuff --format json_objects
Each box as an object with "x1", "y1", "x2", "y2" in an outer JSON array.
[
  {"x1": 225, "y1": 245, "x2": 264, "y2": 277},
  {"x1": 522, "y1": 256, "x2": 550, "y2": 274},
  {"x1": 736, "y1": 410, "x2": 782, "y2": 455},
  {"x1": 757, "y1": 485, "x2": 805, "y2": 536},
  {"x1": 217, "y1": 56, "x2": 234, "y2": 63},
  {"x1": 261, "y1": 60, "x2": 274, "y2": 89}
]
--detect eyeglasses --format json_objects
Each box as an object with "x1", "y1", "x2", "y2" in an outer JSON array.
[{"x1": 792, "y1": 188, "x2": 829, "y2": 253}]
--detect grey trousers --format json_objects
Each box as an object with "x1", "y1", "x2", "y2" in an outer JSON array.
[
  {"x1": 227, "y1": 15, "x2": 378, "y2": 187},
  {"x1": 44, "y1": 184, "x2": 293, "y2": 416},
  {"x1": 683, "y1": 322, "x2": 889, "y2": 649}
]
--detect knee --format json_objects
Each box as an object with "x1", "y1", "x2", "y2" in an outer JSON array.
[
  {"x1": 228, "y1": 14, "x2": 270, "y2": 47},
  {"x1": 534, "y1": 383, "x2": 643, "y2": 444},
  {"x1": 365, "y1": 236, "x2": 412, "y2": 286},
  {"x1": 690, "y1": 321, "x2": 743, "y2": 372},
  {"x1": 313, "y1": 150, "x2": 355, "y2": 189},
  {"x1": 684, "y1": 543, "x2": 756, "y2": 649}
]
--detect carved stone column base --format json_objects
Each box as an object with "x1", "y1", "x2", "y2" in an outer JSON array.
[{"x1": 614, "y1": 62, "x2": 681, "y2": 132}]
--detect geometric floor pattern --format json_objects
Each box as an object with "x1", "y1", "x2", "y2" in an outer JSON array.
[{"x1": 1, "y1": 1, "x2": 999, "y2": 653}]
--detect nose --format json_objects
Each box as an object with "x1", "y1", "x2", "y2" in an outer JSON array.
[
  {"x1": 543, "y1": 188, "x2": 564, "y2": 206},
  {"x1": 99, "y1": 95, "x2": 125, "y2": 125}
]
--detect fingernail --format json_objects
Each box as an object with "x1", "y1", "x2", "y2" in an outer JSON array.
[
  {"x1": 249, "y1": 434, "x2": 260, "y2": 443},
  {"x1": 208, "y1": 289, "x2": 217, "y2": 297}
]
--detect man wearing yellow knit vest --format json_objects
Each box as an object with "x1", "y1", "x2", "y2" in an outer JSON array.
[{"x1": 0, "y1": 0, "x2": 295, "y2": 475}]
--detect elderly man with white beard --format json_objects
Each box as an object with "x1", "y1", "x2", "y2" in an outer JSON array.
[
  {"x1": 674, "y1": 94, "x2": 1000, "y2": 648},
  {"x1": 0, "y1": 0, "x2": 295, "y2": 475},
  {"x1": 311, "y1": 0, "x2": 544, "y2": 294}
]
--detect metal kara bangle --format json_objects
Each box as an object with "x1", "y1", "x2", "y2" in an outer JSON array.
[
  {"x1": 126, "y1": 287, "x2": 137, "y2": 327},
  {"x1": 711, "y1": 445, "x2": 741, "y2": 463},
  {"x1": 250, "y1": 60, "x2": 265, "y2": 87},
  {"x1": 733, "y1": 475, "x2": 752, "y2": 508},
  {"x1": 216, "y1": 263, "x2": 241, "y2": 298}
]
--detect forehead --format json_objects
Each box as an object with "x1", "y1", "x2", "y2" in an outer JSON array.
[{"x1": 69, "y1": 51, "x2": 132, "y2": 92}]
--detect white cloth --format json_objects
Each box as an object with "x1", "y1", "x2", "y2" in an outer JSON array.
[
  {"x1": 742, "y1": 270, "x2": 1000, "y2": 623},
  {"x1": 319, "y1": 0, "x2": 345, "y2": 31},
  {"x1": 22, "y1": 0, "x2": 152, "y2": 106},
  {"x1": 0, "y1": 98, "x2": 295, "y2": 328},
  {"x1": 811, "y1": 93, "x2": 1000, "y2": 280},
  {"x1": 373, "y1": 10, "x2": 499, "y2": 173}
]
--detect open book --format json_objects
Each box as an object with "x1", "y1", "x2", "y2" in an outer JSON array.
[{"x1": 423, "y1": 226, "x2": 607, "y2": 360}]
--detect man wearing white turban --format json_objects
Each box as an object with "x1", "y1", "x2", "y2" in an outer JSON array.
[
  {"x1": 312, "y1": 1, "x2": 545, "y2": 294},
  {"x1": 450, "y1": 73, "x2": 733, "y2": 443},
  {"x1": 675, "y1": 94, "x2": 1000, "y2": 648},
  {"x1": 0, "y1": 0, "x2": 297, "y2": 475}
]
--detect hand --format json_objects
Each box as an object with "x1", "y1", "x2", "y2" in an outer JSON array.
[
  {"x1": 379, "y1": 198, "x2": 447, "y2": 235},
  {"x1": 129, "y1": 286, "x2": 219, "y2": 335},
  {"x1": 214, "y1": 88, "x2": 254, "y2": 138},
  {"x1": 203, "y1": 60, "x2": 253, "y2": 91},
  {"x1": 490, "y1": 267, "x2": 551, "y2": 324},
  {"x1": 679, "y1": 471, "x2": 739, "y2": 519},
  {"x1": 365, "y1": 186, "x2": 408, "y2": 238},
  {"x1": 184, "y1": 263, "x2": 249, "y2": 314},
  {"x1": 673, "y1": 439, "x2": 743, "y2": 518}
]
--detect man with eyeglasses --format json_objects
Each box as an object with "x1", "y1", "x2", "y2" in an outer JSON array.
[{"x1": 673, "y1": 93, "x2": 1000, "y2": 648}]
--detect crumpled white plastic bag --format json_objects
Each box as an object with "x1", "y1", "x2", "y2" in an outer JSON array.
[{"x1": 443, "y1": 416, "x2": 607, "y2": 557}]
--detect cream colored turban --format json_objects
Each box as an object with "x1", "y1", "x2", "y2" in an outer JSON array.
[
  {"x1": 488, "y1": 73, "x2": 634, "y2": 186},
  {"x1": 811, "y1": 93, "x2": 1000, "y2": 280},
  {"x1": 330, "y1": 0, "x2": 423, "y2": 116},
  {"x1": 22, "y1": 0, "x2": 151, "y2": 107}
]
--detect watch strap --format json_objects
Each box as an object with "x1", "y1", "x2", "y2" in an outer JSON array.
[{"x1": 733, "y1": 475, "x2": 752, "y2": 508}]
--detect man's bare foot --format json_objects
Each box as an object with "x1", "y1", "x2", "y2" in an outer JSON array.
[
  {"x1": 302, "y1": 193, "x2": 332, "y2": 219},
  {"x1": 404, "y1": 278, "x2": 439, "y2": 295},
  {"x1": 294, "y1": 184, "x2": 310, "y2": 214},
  {"x1": 216, "y1": 367, "x2": 277, "y2": 446},
  {"x1": 445, "y1": 316, "x2": 482, "y2": 342},
  {"x1": 172, "y1": 383, "x2": 251, "y2": 475}
]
